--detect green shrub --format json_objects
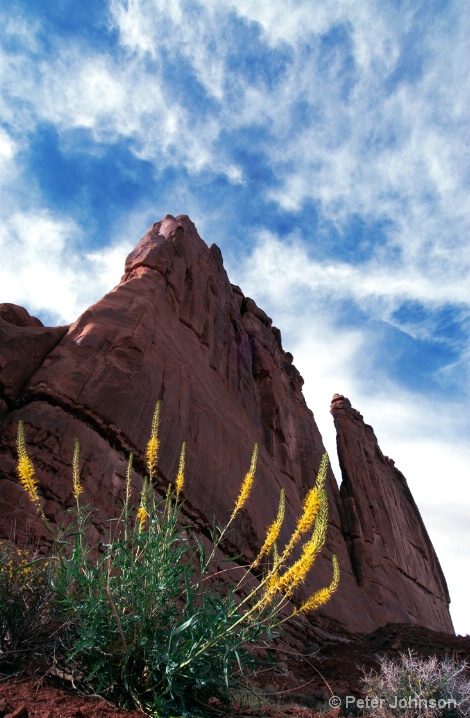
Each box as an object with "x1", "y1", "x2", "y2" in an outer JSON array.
[
  {"x1": 5, "y1": 404, "x2": 340, "y2": 716},
  {"x1": 361, "y1": 650, "x2": 470, "y2": 718},
  {"x1": 0, "y1": 542, "x2": 61, "y2": 671}
]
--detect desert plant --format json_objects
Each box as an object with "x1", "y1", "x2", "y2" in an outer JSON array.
[
  {"x1": 10, "y1": 405, "x2": 340, "y2": 716},
  {"x1": 0, "y1": 542, "x2": 60, "y2": 671},
  {"x1": 361, "y1": 650, "x2": 470, "y2": 718}
]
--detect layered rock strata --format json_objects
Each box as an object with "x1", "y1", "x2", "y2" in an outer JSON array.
[{"x1": 0, "y1": 215, "x2": 453, "y2": 634}]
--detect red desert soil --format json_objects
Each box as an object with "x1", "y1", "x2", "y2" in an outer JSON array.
[
  {"x1": 0, "y1": 676, "x2": 331, "y2": 718},
  {"x1": 0, "y1": 676, "x2": 144, "y2": 718},
  {"x1": 1, "y1": 624, "x2": 468, "y2": 718}
]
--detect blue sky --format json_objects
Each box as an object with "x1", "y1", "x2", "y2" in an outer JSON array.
[{"x1": 1, "y1": 0, "x2": 469, "y2": 633}]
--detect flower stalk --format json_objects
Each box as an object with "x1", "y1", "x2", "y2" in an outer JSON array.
[
  {"x1": 299, "y1": 555, "x2": 340, "y2": 612},
  {"x1": 146, "y1": 400, "x2": 161, "y2": 480},
  {"x1": 230, "y1": 444, "x2": 258, "y2": 520},
  {"x1": 175, "y1": 442, "x2": 186, "y2": 500},
  {"x1": 252, "y1": 489, "x2": 285, "y2": 568},
  {"x1": 16, "y1": 421, "x2": 43, "y2": 517}
]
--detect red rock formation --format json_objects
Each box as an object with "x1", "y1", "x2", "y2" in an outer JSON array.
[
  {"x1": 330, "y1": 394, "x2": 453, "y2": 632},
  {"x1": 0, "y1": 215, "x2": 453, "y2": 635},
  {"x1": 0, "y1": 306, "x2": 67, "y2": 417}
]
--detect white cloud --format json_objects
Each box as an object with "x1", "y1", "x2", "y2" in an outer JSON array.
[
  {"x1": 0, "y1": 210, "x2": 135, "y2": 324},
  {"x1": 2, "y1": 0, "x2": 468, "y2": 273},
  {"x1": 110, "y1": 0, "x2": 230, "y2": 99},
  {"x1": 110, "y1": 0, "x2": 185, "y2": 58},
  {"x1": 0, "y1": 211, "x2": 83, "y2": 323},
  {"x1": 0, "y1": 11, "x2": 236, "y2": 180},
  {"x1": 232, "y1": 230, "x2": 469, "y2": 328},
  {"x1": 0, "y1": 126, "x2": 15, "y2": 160},
  {"x1": 222, "y1": 2, "x2": 470, "y2": 290},
  {"x1": 0, "y1": 127, "x2": 18, "y2": 194}
]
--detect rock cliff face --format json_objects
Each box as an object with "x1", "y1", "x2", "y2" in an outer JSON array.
[
  {"x1": 0, "y1": 215, "x2": 453, "y2": 634},
  {"x1": 331, "y1": 394, "x2": 453, "y2": 632}
]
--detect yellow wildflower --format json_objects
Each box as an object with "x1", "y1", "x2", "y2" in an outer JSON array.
[
  {"x1": 300, "y1": 555, "x2": 340, "y2": 613},
  {"x1": 280, "y1": 490, "x2": 319, "y2": 564},
  {"x1": 280, "y1": 455, "x2": 329, "y2": 563},
  {"x1": 300, "y1": 587, "x2": 331, "y2": 612},
  {"x1": 310, "y1": 491, "x2": 328, "y2": 550},
  {"x1": 266, "y1": 570, "x2": 279, "y2": 593},
  {"x1": 146, "y1": 436, "x2": 159, "y2": 476},
  {"x1": 253, "y1": 569, "x2": 280, "y2": 612},
  {"x1": 272, "y1": 540, "x2": 279, "y2": 566},
  {"x1": 259, "y1": 471, "x2": 330, "y2": 607},
  {"x1": 72, "y1": 439, "x2": 83, "y2": 499},
  {"x1": 137, "y1": 478, "x2": 149, "y2": 531},
  {"x1": 253, "y1": 489, "x2": 285, "y2": 567},
  {"x1": 276, "y1": 536, "x2": 320, "y2": 595},
  {"x1": 146, "y1": 401, "x2": 161, "y2": 477},
  {"x1": 230, "y1": 444, "x2": 258, "y2": 520},
  {"x1": 136, "y1": 504, "x2": 147, "y2": 531},
  {"x1": 314, "y1": 453, "x2": 329, "y2": 492},
  {"x1": 295, "y1": 487, "x2": 321, "y2": 535},
  {"x1": 16, "y1": 421, "x2": 41, "y2": 510},
  {"x1": 175, "y1": 442, "x2": 186, "y2": 499}
]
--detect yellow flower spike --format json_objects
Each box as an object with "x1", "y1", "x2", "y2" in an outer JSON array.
[
  {"x1": 137, "y1": 478, "x2": 149, "y2": 531},
  {"x1": 255, "y1": 572, "x2": 280, "y2": 612},
  {"x1": 146, "y1": 437, "x2": 159, "y2": 476},
  {"x1": 295, "y1": 487, "x2": 321, "y2": 535},
  {"x1": 331, "y1": 554, "x2": 340, "y2": 589},
  {"x1": 276, "y1": 536, "x2": 319, "y2": 595},
  {"x1": 314, "y1": 453, "x2": 329, "y2": 492},
  {"x1": 230, "y1": 444, "x2": 258, "y2": 520},
  {"x1": 16, "y1": 421, "x2": 41, "y2": 511},
  {"x1": 300, "y1": 587, "x2": 331, "y2": 612},
  {"x1": 310, "y1": 491, "x2": 329, "y2": 550},
  {"x1": 175, "y1": 442, "x2": 186, "y2": 499},
  {"x1": 272, "y1": 541, "x2": 279, "y2": 566},
  {"x1": 136, "y1": 505, "x2": 147, "y2": 530},
  {"x1": 299, "y1": 555, "x2": 340, "y2": 613},
  {"x1": 253, "y1": 489, "x2": 285, "y2": 567},
  {"x1": 125, "y1": 452, "x2": 133, "y2": 507},
  {"x1": 267, "y1": 570, "x2": 279, "y2": 593},
  {"x1": 279, "y1": 454, "x2": 329, "y2": 564},
  {"x1": 146, "y1": 401, "x2": 161, "y2": 478},
  {"x1": 258, "y1": 470, "x2": 330, "y2": 609},
  {"x1": 280, "y1": 489, "x2": 318, "y2": 563},
  {"x1": 72, "y1": 439, "x2": 83, "y2": 499}
]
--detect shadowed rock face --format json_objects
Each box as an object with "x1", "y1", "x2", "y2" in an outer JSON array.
[{"x1": 0, "y1": 215, "x2": 453, "y2": 634}]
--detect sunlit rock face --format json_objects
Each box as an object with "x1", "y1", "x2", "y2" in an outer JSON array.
[{"x1": 0, "y1": 215, "x2": 453, "y2": 634}]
